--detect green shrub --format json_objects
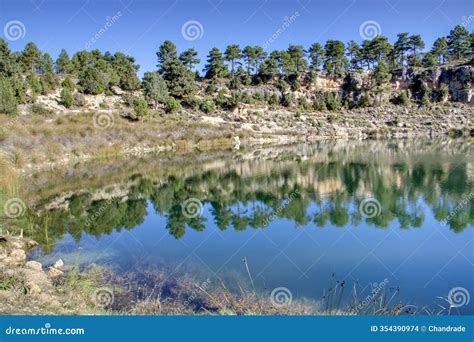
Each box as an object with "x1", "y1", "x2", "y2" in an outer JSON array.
[
  {"x1": 392, "y1": 92, "x2": 410, "y2": 106},
  {"x1": 0, "y1": 78, "x2": 18, "y2": 115},
  {"x1": 133, "y1": 96, "x2": 148, "y2": 117},
  {"x1": 164, "y1": 97, "x2": 180, "y2": 113},
  {"x1": 434, "y1": 84, "x2": 449, "y2": 102},
  {"x1": 281, "y1": 93, "x2": 294, "y2": 107},
  {"x1": 200, "y1": 99, "x2": 215, "y2": 113},
  {"x1": 61, "y1": 76, "x2": 75, "y2": 90},
  {"x1": 60, "y1": 87, "x2": 74, "y2": 108},
  {"x1": 30, "y1": 104, "x2": 54, "y2": 116}
]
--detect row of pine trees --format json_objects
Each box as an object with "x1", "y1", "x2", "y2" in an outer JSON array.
[{"x1": 0, "y1": 24, "x2": 472, "y2": 114}]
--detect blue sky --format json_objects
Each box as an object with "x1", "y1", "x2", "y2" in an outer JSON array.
[{"x1": 1, "y1": 0, "x2": 473, "y2": 75}]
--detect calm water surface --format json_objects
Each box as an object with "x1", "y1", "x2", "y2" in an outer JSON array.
[{"x1": 23, "y1": 139, "x2": 473, "y2": 314}]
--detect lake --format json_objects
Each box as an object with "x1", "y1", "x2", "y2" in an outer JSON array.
[{"x1": 20, "y1": 139, "x2": 473, "y2": 314}]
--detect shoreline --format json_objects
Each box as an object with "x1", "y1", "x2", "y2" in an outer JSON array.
[{"x1": 1, "y1": 102, "x2": 472, "y2": 174}]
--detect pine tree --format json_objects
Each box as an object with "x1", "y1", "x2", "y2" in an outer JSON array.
[
  {"x1": 393, "y1": 32, "x2": 410, "y2": 67},
  {"x1": 20, "y1": 42, "x2": 42, "y2": 73},
  {"x1": 156, "y1": 41, "x2": 195, "y2": 98},
  {"x1": 55, "y1": 49, "x2": 73, "y2": 75},
  {"x1": 142, "y1": 71, "x2": 169, "y2": 108},
  {"x1": 346, "y1": 41, "x2": 361, "y2": 70},
  {"x1": 447, "y1": 25, "x2": 470, "y2": 60},
  {"x1": 0, "y1": 77, "x2": 17, "y2": 115},
  {"x1": 224, "y1": 45, "x2": 242, "y2": 75},
  {"x1": 309, "y1": 43, "x2": 325, "y2": 71},
  {"x1": 204, "y1": 47, "x2": 228, "y2": 79},
  {"x1": 431, "y1": 37, "x2": 448, "y2": 64},
  {"x1": 324, "y1": 40, "x2": 348, "y2": 76},
  {"x1": 179, "y1": 48, "x2": 200, "y2": 72}
]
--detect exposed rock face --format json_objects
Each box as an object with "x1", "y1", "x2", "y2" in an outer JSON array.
[{"x1": 392, "y1": 65, "x2": 473, "y2": 105}]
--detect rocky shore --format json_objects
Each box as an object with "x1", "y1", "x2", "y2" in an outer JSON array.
[{"x1": 0, "y1": 233, "x2": 100, "y2": 315}]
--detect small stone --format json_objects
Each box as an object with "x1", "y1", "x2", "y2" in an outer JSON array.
[
  {"x1": 26, "y1": 282, "x2": 42, "y2": 295},
  {"x1": 9, "y1": 249, "x2": 26, "y2": 264},
  {"x1": 53, "y1": 259, "x2": 64, "y2": 270},
  {"x1": 46, "y1": 267, "x2": 64, "y2": 279},
  {"x1": 26, "y1": 261, "x2": 43, "y2": 271}
]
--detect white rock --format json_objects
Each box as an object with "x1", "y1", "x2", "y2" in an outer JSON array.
[
  {"x1": 53, "y1": 259, "x2": 64, "y2": 270},
  {"x1": 25, "y1": 261, "x2": 43, "y2": 271},
  {"x1": 46, "y1": 267, "x2": 64, "y2": 279}
]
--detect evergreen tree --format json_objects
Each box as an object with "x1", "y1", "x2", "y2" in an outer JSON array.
[
  {"x1": 20, "y1": 42, "x2": 42, "y2": 73},
  {"x1": 346, "y1": 40, "x2": 361, "y2": 70},
  {"x1": 55, "y1": 49, "x2": 73, "y2": 75},
  {"x1": 224, "y1": 44, "x2": 242, "y2": 75},
  {"x1": 179, "y1": 48, "x2": 200, "y2": 72},
  {"x1": 111, "y1": 52, "x2": 141, "y2": 90},
  {"x1": 0, "y1": 77, "x2": 17, "y2": 115},
  {"x1": 156, "y1": 41, "x2": 195, "y2": 98},
  {"x1": 60, "y1": 87, "x2": 74, "y2": 108},
  {"x1": 446, "y1": 25, "x2": 470, "y2": 60},
  {"x1": 431, "y1": 37, "x2": 448, "y2": 64},
  {"x1": 204, "y1": 47, "x2": 228, "y2": 79},
  {"x1": 309, "y1": 42, "x2": 325, "y2": 71},
  {"x1": 0, "y1": 39, "x2": 15, "y2": 78},
  {"x1": 324, "y1": 40, "x2": 348, "y2": 76},
  {"x1": 287, "y1": 45, "x2": 306, "y2": 74},
  {"x1": 393, "y1": 32, "x2": 410, "y2": 66},
  {"x1": 407, "y1": 34, "x2": 425, "y2": 66},
  {"x1": 142, "y1": 71, "x2": 169, "y2": 108}
]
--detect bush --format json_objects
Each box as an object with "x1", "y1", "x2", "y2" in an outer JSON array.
[
  {"x1": 281, "y1": 93, "x2": 294, "y2": 107},
  {"x1": 325, "y1": 92, "x2": 342, "y2": 111},
  {"x1": 0, "y1": 78, "x2": 18, "y2": 115},
  {"x1": 434, "y1": 84, "x2": 449, "y2": 102},
  {"x1": 392, "y1": 92, "x2": 410, "y2": 106},
  {"x1": 61, "y1": 76, "x2": 75, "y2": 91},
  {"x1": 60, "y1": 88, "x2": 74, "y2": 108},
  {"x1": 199, "y1": 99, "x2": 215, "y2": 113},
  {"x1": 267, "y1": 93, "x2": 280, "y2": 107},
  {"x1": 30, "y1": 104, "x2": 54, "y2": 116},
  {"x1": 357, "y1": 94, "x2": 371, "y2": 107},
  {"x1": 164, "y1": 97, "x2": 180, "y2": 113},
  {"x1": 132, "y1": 96, "x2": 148, "y2": 117}
]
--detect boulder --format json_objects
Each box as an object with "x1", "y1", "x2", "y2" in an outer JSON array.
[
  {"x1": 46, "y1": 267, "x2": 64, "y2": 279},
  {"x1": 53, "y1": 259, "x2": 64, "y2": 270},
  {"x1": 25, "y1": 261, "x2": 43, "y2": 271}
]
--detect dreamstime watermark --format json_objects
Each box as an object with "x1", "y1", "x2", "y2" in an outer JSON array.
[
  {"x1": 440, "y1": 192, "x2": 473, "y2": 226},
  {"x1": 84, "y1": 199, "x2": 113, "y2": 227},
  {"x1": 461, "y1": 14, "x2": 474, "y2": 27},
  {"x1": 3, "y1": 198, "x2": 26, "y2": 219},
  {"x1": 263, "y1": 12, "x2": 300, "y2": 49},
  {"x1": 3, "y1": 20, "x2": 26, "y2": 41},
  {"x1": 447, "y1": 287, "x2": 470, "y2": 308},
  {"x1": 5, "y1": 323, "x2": 85, "y2": 336},
  {"x1": 270, "y1": 287, "x2": 292, "y2": 307},
  {"x1": 181, "y1": 20, "x2": 204, "y2": 41},
  {"x1": 85, "y1": 11, "x2": 123, "y2": 49},
  {"x1": 92, "y1": 112, "x2": 115, "y2": 130},
  {"x1": 359, "y1": 20, "x2": 381, "y2": 40},
  {"x1": 181, "y1": 198, "x2": 204, "y2": 218},
  {"x1": 262, "y1": 190, "x2": 300, "y2": 226},
  {"x1": 351, "y1": 278, "x2": 389, "y2": 314},
  {"x1": 93, "y1": 287, "x2": 114, "y2": 308},
  {"x1": 183, "y1": 278, "x2": 211, "y2": 307},
  {"x1": 359, "y1": 197, "x2": 381, "y2": 219}
]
